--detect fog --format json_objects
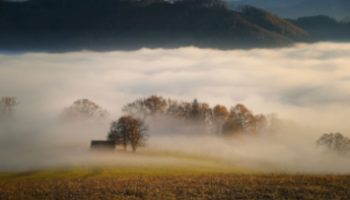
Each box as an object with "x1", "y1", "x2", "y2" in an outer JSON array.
[{"x1": 1, "y1": 42, "x2": 350, "y2": 173}]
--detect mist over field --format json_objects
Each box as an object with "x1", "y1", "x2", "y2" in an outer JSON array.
[{"x1": 1, "y1": 42, "x2": 350, "y2": 173}]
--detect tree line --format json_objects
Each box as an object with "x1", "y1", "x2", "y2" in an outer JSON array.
[
  {"x1": 0, "y1": 96, "x2": 148, "y2": 152},
  {"x1": 0, "y1": 95, "x2": 278, "y2": 152},
  {"x1": 123, "y1": 95, "x2": 275, "y2": 136},
  {"x1": 3, "y1": 95, "x2": 349, "y2": 154}
]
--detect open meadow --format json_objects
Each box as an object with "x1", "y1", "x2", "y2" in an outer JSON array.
[
  {"x1": 1, "y1": 168, "x2": 350, "y2": 199},
  {"x1": 1, "y1": 150, "x2": 350, "y2": 200}
]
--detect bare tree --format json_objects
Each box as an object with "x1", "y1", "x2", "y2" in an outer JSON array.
[
  {"x1": 0, "y1": 96, "x2": 18, "y2": 117},
  {"x1": 108, "y1": 116, "x2": 148, "y2": 152},
  {"x1": 62, "y1": 99, "x2": 109, "y2": 121}
]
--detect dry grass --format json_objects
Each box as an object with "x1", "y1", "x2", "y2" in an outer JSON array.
[
  {"x1": 0, "y1": 151, "x2": 349, "y2": 199},
  {"x1": 1, "y1": 170, "x2": 350, "y2": 200}
]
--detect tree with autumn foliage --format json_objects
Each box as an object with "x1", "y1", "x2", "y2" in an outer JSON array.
[
  {"x1": 123, "y1": 95, "x2": 167, "y2": 119},
  {"x1": 223, "y1": 104, "x2": 268, "y2": 135},
  {"x1": 190, "y1": 99, "x2": 212, "y2": 124},
  {"x1": 108, "y1": 116, "x2": 148, "y2": 152},
  {"x1": 122, "y1": 95, "x2": 273, "y2": 136},
  {"x1": 212, "y1": 104, "x2": 229, "y2": 134}
]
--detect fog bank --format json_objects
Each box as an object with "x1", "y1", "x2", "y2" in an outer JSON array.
[{"x1": 1, "y1": 42, "x2": 350, "y2": 173}]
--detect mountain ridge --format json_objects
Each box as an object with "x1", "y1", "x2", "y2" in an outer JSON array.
[
  {"x1": 230, "y1": 0, "x2": 350, "y2": 20},
  {"x1": 278, "y1": 0, "x2": 350, "y2": 20},
  {"x1": 0, "y1": 0, "x2": 309, "y2": 51}
]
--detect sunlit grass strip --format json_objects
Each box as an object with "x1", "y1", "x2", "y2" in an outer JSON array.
[{"x1": 0, "y1": 164, "x2": 252, "y2": 180}]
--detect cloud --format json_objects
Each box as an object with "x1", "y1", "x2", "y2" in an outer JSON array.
[{"x1": 1, "y1": 42, "x2": 350, "y2": 173}]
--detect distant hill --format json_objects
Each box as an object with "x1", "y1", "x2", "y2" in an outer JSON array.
[
  {"x1": 291, "y1": 15, "x2": 350, "y2": 41},
  {"x1": 0, "y1": 0, "x2": 309, "y2": 51},
  {"x1": 239, "y1": 6, "x2": 307, "y2": 39},
  {"x1": 277, "y1": 0, "x2": 350, "y2": 20},
  {"x1": 230, "y1": 0, "x2": 350, "y2": 20},
  {"x1": 341, "y1": 16, "x2": 350, "y2": 23},
  {"x1": 228, "y1": 0, "x2": 303, "y2": 10}
]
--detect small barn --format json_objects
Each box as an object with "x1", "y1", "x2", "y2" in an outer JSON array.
[{"x1": 90, "y1": 140, "x2": 116, "y2": 151}]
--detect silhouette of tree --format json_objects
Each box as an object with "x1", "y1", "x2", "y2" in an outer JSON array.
[
  {"x1": 254, "y1": 114, "x2": 268, "y2": 132},
  {"x1": 108, "y1": 120, "x2": 128, "y2": 150},
  {"x1": 62, "y1": 99, "x2": 109, "y2": 121},
  {"x1": 108, "y1": 116, "x2": 148, "y2": 152},
  {"x1": 123, "y1": 95, "x2": 167, "y2": 118},
  {"x1": 144, "y1": 95, "x2": 167, "y2": 115},
  {"x1": 212, "y1": 104, "x2": 229, "y2": 134},
  {"x1": 166, "y1": 99, "x2": 182, "y2": 117},
  {"x1": 122, "y1": 95, "x2": 272, "y2": 136},
  {"x1": 231, "y1": 104, "x2": 256, "y2": 132},
  {"x1": 317, "y1": 132, "x2": 350, "y2": 154},
  {"x1": 223, "y1": 104, "x2": 268, "y2": 135},
  {"x1": 223, "y1": 114, "x2": 242, "y2": 135},
  {"x1": 199, "y1": 102, "x2": 213, "y2": 125},
  {"x1": 191, "y1": 99, "x2": 200, "y2": 120},
  {"x1": 0, "y1": 96, "x2": 18, "y2": 118}
]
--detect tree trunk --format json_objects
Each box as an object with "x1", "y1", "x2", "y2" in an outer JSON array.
[
  {"x1": 132, "y1": 144, "x2": 137, "y2": 153},
  {"x1": 123, "y1": 143, "x2": 127, "y2": 151}
]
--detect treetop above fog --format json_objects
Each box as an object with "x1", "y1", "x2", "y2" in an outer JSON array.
[
  {"x1": 107, "y1": 115, "x2": 149, "y2": 152},
  {"x1": 123, "y1": 95, "x2": 277, "y2": 135},
  {"x1": 317, "y1": 132, "x2": 350, "y2": 154},
  {"x1": 0, "y1": 96, "x2": 18, "y2": 118},
  {"x1": 61, "y1": 98, "x2": 109, "y2": 121}
]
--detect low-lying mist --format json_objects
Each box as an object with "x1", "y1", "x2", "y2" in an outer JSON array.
[{"x1": 1, "y1": 42, "x2": 350, "y2": 174}]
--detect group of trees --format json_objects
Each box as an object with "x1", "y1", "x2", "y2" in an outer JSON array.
[
  {"x1": 59, "y1": 98, "x2": 147, "y2": 152},
  {"x1": 123, "y1": 95, "x2": 274, "y2": 136},
  {"x1": 0, "y1": 95, "x2": 277, "y2": 152},
  {"x1": 1, "y1": 96, "x2": 109, "y2": 121},
  {"x1": 0, "y1": 96, "x2": 18, "y2": 119},
  {"x1": 0, "y1": 96, "x2": 148, "y2": 152},
  {"x1": 58, "y1": 95, "x2": 274, "y2": 152},
  {"x1": 317, "y1": 132, "x2": 350, "y2": 154},
  {"x1": 57, "y1": 96, "x2": 277, "y2": 151},
  {"x1": 6, "y1": 95, "x2": 350, "y2": 155}
]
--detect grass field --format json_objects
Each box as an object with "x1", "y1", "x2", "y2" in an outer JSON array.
[
  {"x1": 1, "y1": 151, "x2": 349, "y2": 199},
  {"x1": 1, "y1": 170, "x2": 350, "y2": 200}
]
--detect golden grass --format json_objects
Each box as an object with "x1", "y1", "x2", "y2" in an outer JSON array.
[
  {"x1": 0, "y1": 173, "x2": 349, "y2": 200},
  {"x1": 1, "y1": 150, "x2": 349, "y2": 199},
  {"x1": 0, "y1": 149, "x2": 251, "y2": 180}
]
